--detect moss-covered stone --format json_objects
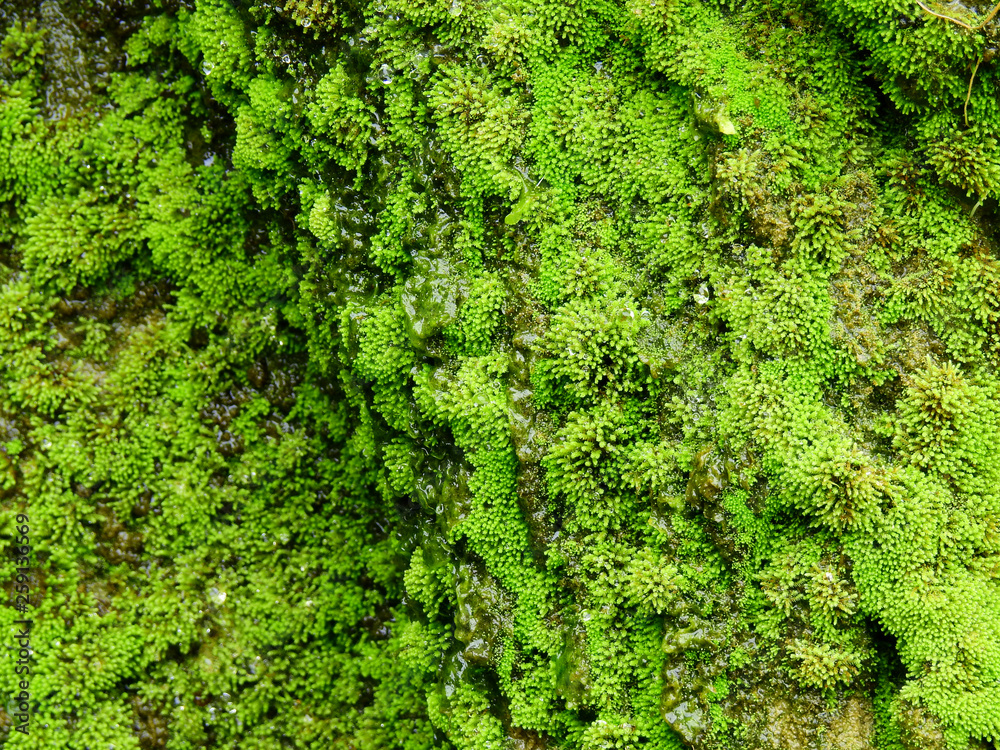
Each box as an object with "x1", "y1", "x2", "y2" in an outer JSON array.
[{"x1": 2, "y1": 0, "x2": 999, "y2": 748}]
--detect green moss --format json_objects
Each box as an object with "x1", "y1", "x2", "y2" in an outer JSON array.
[{"x1": 4, "y1": 0, "x2": 1000, "y2": 747}]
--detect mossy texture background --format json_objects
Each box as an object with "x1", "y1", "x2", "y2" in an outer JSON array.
[{"x1": 2, "y1": 0, "x2": 1000, "y2": 748}]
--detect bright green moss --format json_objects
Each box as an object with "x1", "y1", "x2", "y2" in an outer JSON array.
[
  {"x1": 5, "y1": 0, "x2": 1000, "y2": 747},
  {"x1": 308, "y1": 63, "x2": 374, "y2": 173}
]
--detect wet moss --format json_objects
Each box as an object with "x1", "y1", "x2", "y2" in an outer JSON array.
[{"x1": 5, "y1": 0, "x2": 1000, "y2": 748}]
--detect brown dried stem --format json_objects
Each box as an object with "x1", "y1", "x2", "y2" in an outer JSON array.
[
  {"x1": 965, "y1": 56, "x2": 983, "y2": 125},
  {"x1": 914, "y1": 0, "x2": 1000, "y2": 30},
  {"x1": 913, "y1": 2, "x2": 999, "y2": 127}
]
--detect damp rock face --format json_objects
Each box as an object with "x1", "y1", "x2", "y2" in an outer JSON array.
[
  {"x1": 3, "y1": 0, "x2": 1000, "y2": 748},
  {"x1": 751, "y1": 695, "x2": 875, "y2": 750}
]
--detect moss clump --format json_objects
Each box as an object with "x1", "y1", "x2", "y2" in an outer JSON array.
[{"x1": 3, "y1": 0, "x2": 1000, "y2": 748}]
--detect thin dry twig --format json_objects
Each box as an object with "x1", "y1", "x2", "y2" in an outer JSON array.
[
  {"x1": 914, "y1": 0, "x2": 1000, "y2": 31},
  {"x1": 965, "y1": 56, "x2": 983, "y2": 125},
  {"x1": 913, "y1": 1, "x2": 1000, "y2": 127}
]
